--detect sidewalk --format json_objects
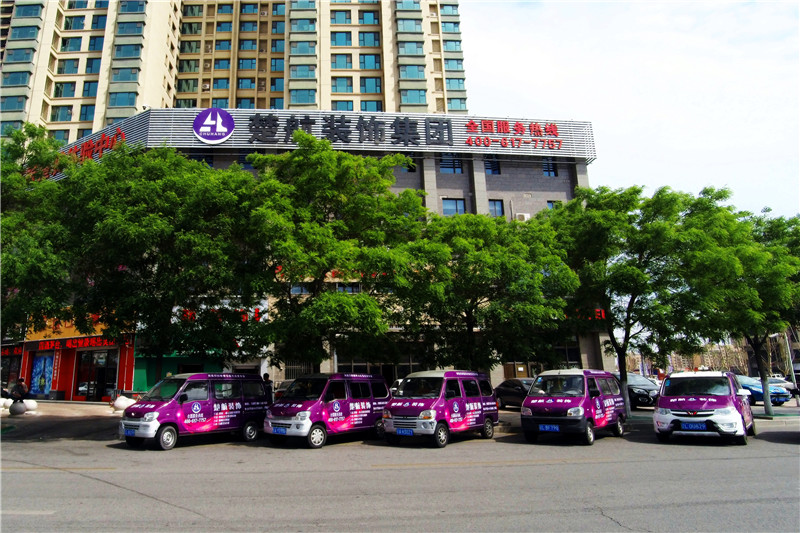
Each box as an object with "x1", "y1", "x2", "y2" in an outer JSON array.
[{"x1": 1, "y1": 399, "x2": 122, "y2": 419}]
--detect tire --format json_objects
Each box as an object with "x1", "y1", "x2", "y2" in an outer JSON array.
[
  {"x1": 307, "y1": 424, "x2": 327, "y2": 449},
  {"x1": 582, "y1": 421, "x2": 595, "y2": 445},
  {"x1": 156, "y1": 425, "x2": 177, "y2": 451},
  {"x1": 432, "y1": 422, "x2": 449, "y2": 448},
  {"x1": 656, "y1": 432, "x2": 669, "y2": 443},
  {"x1": 125, "y1": 436, "x2": 145, "y2": 448},
  {"x1": 498, "y1": 397, "x2": 507, "y2": 409},
  {"x1": 611, "y1": 416, "x2": 625, "y2": 437},
  {"x1": 480, "y1": 417, "x2": 494, "y2": 439},
  {"x1": 747, "y1": 419, "x2": 757, "y2": 437},
  {"x1": 524, "y1": 431, "x2": 538, "y2": 443},
  {"x1": 242, "y1": 420, "x2": 259, "y2": 442},
  {"x1": 385, "y1": 433, "x2": 401, "y2": 446},
  {"x1": 374, "y1": 419, "x2": 385, "y2": 440}
]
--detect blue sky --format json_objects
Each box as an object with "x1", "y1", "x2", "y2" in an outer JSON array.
[{"x1": 459, "y1": 1, "x2": 799, "y2": 217}]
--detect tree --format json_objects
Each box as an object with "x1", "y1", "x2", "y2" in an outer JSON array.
[{"x1": 247, "y1": 131, "x2": 427, "y2": 368}]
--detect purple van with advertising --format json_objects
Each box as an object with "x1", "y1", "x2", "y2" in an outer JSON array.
[
  {"x1": 653, "y1": 371, "x2": 755, "y2": 444},
  {"x1": 119, "y1": 373, "x2": 270, "y2": 450},
  {"x1": 263, "y1": 373, "x2": 391, "y2": 448},
  {"x1": 520, "y1": 369, "x2": 626, "y2": 445},
  {"x1": 382, "y1": 370, "x2": 498, "y2": 448}
]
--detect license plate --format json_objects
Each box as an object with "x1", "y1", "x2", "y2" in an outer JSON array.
[
  {"x1": 682, "y1": 422, "x2": 706, "y2": 431},
  {"x1": 539, "y1": 424, "x2": 559, "y2": 432},
  {"x1": 396, "y1": 428, "x2": 414, "y2": 436},
  {"x1": 124, "y1": 429, "x2": 135, "y2": 437},
  {"x1": 273, "y1": 427, "x2": 287, "y2": 435}
]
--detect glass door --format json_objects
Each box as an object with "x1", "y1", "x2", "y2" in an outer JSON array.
[{"x1": 74, "y1": 349, "x2": 119, "y2": 401}]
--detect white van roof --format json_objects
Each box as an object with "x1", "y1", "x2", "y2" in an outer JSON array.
[{"x1": 668, "y1": 371, "x2": 727, "y2": 378}]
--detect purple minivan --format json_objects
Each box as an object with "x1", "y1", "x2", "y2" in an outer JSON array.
[
  {"x1": 382, "y1": 370, "x2": 498, "y2": 448},
  {"x1": 653, "y1": 371, "x2": 756, "y2": 444},
  {"x1": 119, "y1": 373, "x2": 270, "y2": 450}
]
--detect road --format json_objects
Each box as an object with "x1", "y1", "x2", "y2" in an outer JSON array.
[{"x1": 2, "y1": 404, "x2": 798, "y2": 532}]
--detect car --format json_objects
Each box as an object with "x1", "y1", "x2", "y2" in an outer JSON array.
[
  {"x1": 390, "y1": 379, "x2": 401, "y2": 395},
  {"x1": 768, "y1": 377, "x2": 798, "y2": 397},
  {"x1": 736, "y1": 375, "x2": 792, "y2": 406},
  {"x1": 494, "y1": 378, "x2": 535, "y2": 408},
  {"x1": 273, "y1": 380, "x2": 294, "y2": 400},
  {"x1": 613, "y1": 372, "x2": 659, "y2": 409}
]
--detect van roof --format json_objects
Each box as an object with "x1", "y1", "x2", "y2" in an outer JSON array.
[
  {"x1": 667, "y1": 371, "x2": 728, "y2": 378},
  {"x1": 538, "y1": 369, "x2": 612, "y2": 377},
  {"x1": 404, "y1": 370, "x2": 486, "y2": 379},
  {"x1": 170, "y1": 373, "x2": 262, "y2": 380},
  {"x1": 295, "y1": 373, "x2": 384, "y2": 380}
]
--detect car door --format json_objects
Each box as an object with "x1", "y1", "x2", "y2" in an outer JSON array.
[
  {"x1": 348, "y1": 380, "x2": 372, "y2": 429},
  {"x1": 211, "y1": 379, "x2": 243, "y2": 430},
  {"x1": 732, "y1": 375, "x2": 754, "y2": 428},
  {"x1": 461, "y1": 378, "x2": 483, "y2": 428},
  {"x1": 443, "y1": 378, "x2": 465, "y2": 429},
  {"x1": 179, "y1": 380, "x2": 213, "y2": 434},
  {"x1": 322, "y1": 379, "x2": 351, "y2": 433}
]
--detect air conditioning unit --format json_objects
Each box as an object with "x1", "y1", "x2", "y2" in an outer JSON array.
[
  {"x1": 515, "y1": 213, "x2": 531, "y2": 222},
  {"x1": 202, "y1": 83, "x2": 210, "y2": 90},
  {"x1": 261, "y1": 11, "x2": 268, "y2": 16},
  {"x1": 204, "y1": 62, "x2": 211, "y2": 68},
  {"x1": 259, "y1": 48, "x2": 266, "y2": 52}
]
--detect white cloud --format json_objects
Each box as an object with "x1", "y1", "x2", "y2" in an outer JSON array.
[{"x1": 459, "y1": 1, "x2": 799, "y2": 216}]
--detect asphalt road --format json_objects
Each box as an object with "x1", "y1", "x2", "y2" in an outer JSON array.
[{"x1": 2, "y1": 403, "x2": 798, "y2": 532}]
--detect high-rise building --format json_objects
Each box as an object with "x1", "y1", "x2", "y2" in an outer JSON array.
[{"x1": 1, "y1": 0, "x2": 467, "y2": 143}]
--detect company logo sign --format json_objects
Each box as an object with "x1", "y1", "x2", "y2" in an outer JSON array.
[
  {"x1": 191, "y1": 402, "x2": 202, "y2": 414},
  {"x1": 193, "y1": 108, "x2": 235, "y2": 144}
]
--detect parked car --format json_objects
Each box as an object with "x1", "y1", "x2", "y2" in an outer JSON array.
[
  {"x1": 736, "y1": 375, "x2": 791, "y2": 406},
  {"x1": 273, "y1": 380, "x2": 294, "y2": 400},
  {"x1": 494, "y1": 378, "x2": 534, "y2": 408},
  {"x1": 390, "y1": 379, "x2": 401, "y2": 395},
  {"x1": 614, "y1": 372, "x2": 659, "y2": 409},
  {"x1": 768, "y1": 377, "x2": 798, "y2": 397}
]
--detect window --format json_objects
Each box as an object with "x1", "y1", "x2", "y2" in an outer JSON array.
[
  {"x1": 331, "y1": 11, "x2": 350, "y2": 24},
  {"x1": 15, "y1": 4, "x2": 42, "y2": 17},
  {"x1": 441, "y1": 4, "x2": 459, "y2": 15},
  {"x1": 11, "y1": 26, "x2": 40, "y2": 40},
  {"x1": 442, "y1": 198, "x2": 466, "y2": 216},
  {"x1": 462, "y1": 379, "x2": 480, "y2": 397},
  {"x1": 0, "y1": 96, "x2": 27, "y2": 112},
  {"x1": 85, "y1": 58, "x2": 102, "y2": 74},
  {"x1": 398, "y1": 41, "x2": 423, "y2": 55},
  {"x1": 240, "y1": 39, "x2": 257, "y2": 50},
  {"x1": 360, "y1": 77, "x2": 381, "y2": 93},
  {"x1": 337, "y1": 283, "x2": 361, "y2": 294},
  {"x1": 213, "y1": 380, "x2": 241, "y2": 400},
  {"x1": 290, "y1": 89, "x2": 315, "y2": 104},
  {"x1": 270, "y1": 78, "x2": 284, "y2": 91},
  {"x1": 396, "y1": 0, "x2": 420, "y2": 10},
  {"x1": 290, "y1": 65, "x2": 315, "y2": 79},
  {"x1": 215, "y1": 59, "x2": 231, "y2": 70},
  {"x1": 1, "y1": 122, "x2": 23, "y2": 135},
  {"x1": 79, "y1": 104, "x2": 95, "y2": 121},
  {"x1": 212, "y1": 98, "x2": 229, "y2": 107},
  {"x1": 6, "y1": 49, "x2": 34, "y2": 63},
  {"x1": 183, "y1": 381, "x2": 209, "y2": 401},
  {"x1": 109, "y1": 92, "x2": 136, "y2": 107},
  {"x1": 78, "y1": 128, "x2": 93, "y2": 138},
  {"x1": 54, "y1": 82, "x2": 76, "y2": 98},
  {"x1": 181, "y1": 41, "x2": 200, "y2": 53},
  {"x1": 448, "y1": 98, "x2": 467, "y2": 111},
  {"x1": 61, "y1": 37, "x2": 82, "y2": 51},
  {"x1": 442, "y1": 22, "x2": 460, "y2": 32},
  {"x1": 358, "y1": 32, "x2": 379, "y2": 46},
  {"x1": 397, "y1": 19, "x2": 420, "y2": 32},
  {"x1": 2, "y1": 72, "x2": 31, "y2": 87},
  {"x1": 444, "y1": 59, "x2": 463, "y2": 71},
  {"x1": 484, "y1": 155, "x2": 501, "y2": 175},
  {"x1": 443, "y1": 40, "x2": 462, "y2": 52},
  {"x1": 399, "y1": 65, "x2": 424, "y2": 79},
  {"x1": 178, "y1": 79, "x2": 198, "y2": 92},
  {"x1": 181, "y1": 22, "x2": 201, "y2": 34},
  {"x1": 176, "y1": 98, "x2": 197, "y2": 108},
  {"x1": 241, "y1": 3, "x2": 259, "y2": 14},
  {"x1": 331, "y1": 54, "x2": 352, "y2": 69},
  {"x1": 64, "y1": 16, "x2": 85, "y2": 30},
  {"x1": 213, "y1": 78, "x2": 230, "y2": 90},
  {"x1": 183, "y1": 4, "x2": 202, "y2": 16},
  {"x1": 218, "y1": 4, "x2": 234, "y2": 14},
  {"x1": 217, "y1": 22, "x2": 233, "y2": 32},
  {"x1": 331, "y1": 77, "x2": 352, "y2": 93},
  {"x1": 359, "y1": 54, "x2": 380, "y2": 69},
  {"x1": 489, "y1": 200, "x2": 504, "y2": 218},
  {"x1": 546, "y1": 200, "x2": 561, "y2": 210},
  {"x1": 272, "y1": 3, "x2": 286, "y2": 15},
  {"x1": 179, "y1": 60, "x2": 199, "y2": 73},
  {"x1": 238, "y1": 78, "x2": 256, "y2": 89},
  {"x1": 271, "y1": 39, "x2": 285, "y2": 52},
  {"x1": 57, "y1": 59, "x2": 80, "y2": 74},
  {"x1": 51, "y1": 130, "x2": 70, "y2": 142},
  {"x1": 112, "y1": 68, "x2": 139, "y2": 82},
  {"x1": 237, "y1": 98, "x2": 255, "y2": 109},
  {"x1": 270, "y1": 58, "x2": 284, "y2": 71},
  {"x1": 446, "y1": 78, "x2": 465, "y2": 90},
  {"x1": 291, "y1": 18, "x2": 315, "y2": 31},
  {"x1": 120, "y1": 1, "x2": 145, "y2": 13},
  {"x1": 114, "y1": 44, "x2": 141, "y2": 58},
  {"x1": 439, "y1": 153, "x2": 463, "y2": 174},
  {"x1": 95, "y1": 0, "x2": 108, "y2": 5},
  {"x1": 88, "y1": 36, "x2": 104, "y2": 51},
  {"x1": 117, "y1": 22, "x2": 142, "y2": 34},
  {"x1": 359, "y1": 11, "x2": 378, "y2": 24},
  {"x1": 67, "y1": 0, "x2": 89, "y2": 7},
  {"x1": 238, "y1": 58, "x2": 257, "y2": 70},
  {"x1": 50, "y1": 106, "x2": 73, "y2": 122},
  {"x1": 445, "y1": 379, "x2": 463, "y2": 398},
  {"x1": 89, "y1": 14, "x2": 106, "y2": 29},
  {"x1": 241, "y1": 21, "x2": 258, "y2": 32},
  {"x1": 331, "y1": 32, "x2": 351, "y2": 46},
  {"x1": 272, "y1": 21, "x2": 285, "y2": 34},
  {"x1": 400, "y1": 89, "x2": 426, "y2": 104},
  {"x1": 291, "y1": 41, "x2": 316, "y2": 54},
  {"x1": 350, "y1": 382, "x2": 370, "y2": 400},
  {"x1": 334, "y1": 101, "x2": 353, "y2": 111},
  {"x1": 270, "y1": 97, "x2": 284, "y2": 109},
  {"x1": 215, "y1": 39, "x2": 231, "y2": 51},
  {"x1": 291, "y1": 0, "x2": 314, "y2": 8},
  {"x1": 543, "y1": 157, "x2": 558, "y2": 177},
  {"x1": 82, "y1": 81, "x2": 98, "y2": 97},
  {"x1": 360, "y1": 100, "x2": 382, "y2": 112}
]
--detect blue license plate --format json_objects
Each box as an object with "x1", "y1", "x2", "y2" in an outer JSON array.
[
  {"x1": 273, "y1": 427, "x2": 287, "y2": 435},
  {"x1": 396, "y1": 428, "x2": 414, "y2": 436},
  {"x1": 124, "y1": 429, "x2": 135, "y2": 437},
  {"x1": 539, "y1": 424, "x2": 559, "y2": 432},
  {"x1": 682, "y1": 422, "x2": 706, "y2": 431}
]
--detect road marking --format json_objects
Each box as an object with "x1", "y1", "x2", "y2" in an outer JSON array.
[
  {"x1": 1, "y1": 467, "x2": 116, "y2": 472},
  {"x1": 1, "y1": 510, "x2": 56, "y2": 516},
  {"x1": 372, "y1": 458, "x2": 596, "y2": 469}
]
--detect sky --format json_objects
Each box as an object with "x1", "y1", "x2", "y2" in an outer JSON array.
[{"x1": 458, "y1": 0, "x2": 799, "y2": 218}]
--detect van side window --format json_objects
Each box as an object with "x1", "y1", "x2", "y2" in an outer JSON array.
[
  {"x1": 598, "y1": 378, "x2": 613, "y2": 395},
  {"x1": 184, "y1": 381, "x2": 209, "y2": 401},
  {"x1": 326, "y1": 381, "x2": 347, "y2": 401},
  {"x1": 445, "y1": 379, "x2": 462, "y2": 399},
  {"x1": 213, "y1": 380, "x2": 242, "y2": 400},
  {"x1": 350, "y1": 381, "x2": 371, "y2": 399},
  {"x1": 462, "y1": 379, "x2": 480, "y2": 397},
  {"x1": 478, "y1": 379, "x2": 494, "y2": 396},
  {"x1": 605, "y1": 377, "x2": 621, "y2": 395},
  {"x1": 587, "y1": 378, "x2": 600, "y2": 396},
  {"x1": 371, "y1": 380, "x2": 389, "y2": 398},
  {"x1": 242, "y1": 380, "x2": 266, "y2": 399}
]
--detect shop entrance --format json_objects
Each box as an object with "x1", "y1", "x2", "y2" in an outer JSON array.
[{"x1": 74, "y1": 349, "x2": 118, "y2": 401}]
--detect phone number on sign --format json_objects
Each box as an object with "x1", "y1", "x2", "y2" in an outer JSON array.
[{"x1": 466, "y1": 136, "x2": 563, "y2": 149}]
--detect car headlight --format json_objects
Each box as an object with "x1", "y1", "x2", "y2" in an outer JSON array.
[
  {"x1": 521, "y1": 407, "x2": 532, "y2": 416},
  {"x1": 716, "y1": 407, "x2": 735, "y2": 416},
  {"x1": 265, "y1": 409, "x2": 272, "y2": 419},
  {"x1": 143, "y1": 412, "x2": 159, "y2": 422},
  {"x1": 419, "y1": 410, "x2": 435, "y2": 420},
  {"x1": 567, "y1": 406, "x2": 584, "y2": 417},
  {"x1": 632, "y1": 388, "x2": 647, "y2": 395},
  {"x1": 294, "y1": 411, "x2": 309, "y2": 421},
  {"x1": 655, "y1": 407, "x2": 671, "y2": 415},
  {"x1": 382, "y1": 409, "x2": 392, "y2": 419}
]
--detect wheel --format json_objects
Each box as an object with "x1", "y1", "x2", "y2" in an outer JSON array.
[
  {"x1": 385, "y1": 433, "x2": 401, "y2": 446},
  {"x1": 656, "y1": 432, "x2": 669, "y2": 443},
  {"x1": 523, "y1": 431, "x2": 538, "y2": 443},
  {"x1": 747, "y1": 419, "x2": 757, "y2": 436},
  {"x1": 242, "y1": 420, "x2": 259, "y2": 442},
  {"x1": 125, "y1": 436, "x2": 145, "y2": 448},
  {"x1": 432, "y1": 422, "x2": 449, "y2": 448},
  {"x1": 582, "y1": 421, "x2": 595, "y2": 445},
  {"x1": 373, "y1": 419, "x2": 385, "y2": 440},
  {"x1": 611, "y1": 416, "x2": 625, "y2": 437},
  {"x1": 307, "y1": 424, "x2": 327, "y2": 449},
  {"x1": 749, "y1": 398, "x2": 757, "y2": 406},
  {"x1": 156, "y1": 425, "x2": 177, "y2": 450},
  {"x1": 480, "y1": 417, "x2": 494, "y2": 439},
  {"x1": 772, "y1": 401, "x2": 784, "y2": 406},
  {"x1": 498, "y1": 397, "x2": 506, "y2": 409}
]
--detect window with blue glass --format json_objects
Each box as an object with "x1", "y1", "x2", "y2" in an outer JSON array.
[
  {"x1": 359, "y1": 54, "x2": 380, "y2": 69},
  {"x1": 88, "y1": 36, "x2": 103, "y2": 51},
  {"x1": 270, "y1": 58, "x2": 284, "y2": 71},
  {"x1": 179, "y1": 60, "x2": 198, "y2": 73},
  {"x1": 291, "y1": 19, "x2": 315, "y2": 31},
  {"x1": 543, "y1": 157, "x2": 558, "y2": 177},
  {"x1": 270, "y1": 97, "x2": 284, "y2": 109},
  {"x1": 272, "y1": 21, "x2": 285, "y2": 33},
  {"x1": 270, "y1": 78, "x2": 284, "y2": 91},
  {"x1": 291, "y1": 41, "x2": 316, "y2": 54},
  {"x1": 112, "y1": 68, "x2": 139, "y2": 82},
  {"x1": 400, "y1": 89, "x2": 425, "y2": 104},
  {"x1": 240, "y1": 39, "x2": 257, "y2": 51},
  {"x1": 334, "y1": 101, "x2": 353, "y2": 111},
  {"x1": 399, "y1": 65, "x2": 424, "y2": 79},
  {"x1": 120, "y1": 1, "x2": 145, "y2": 13},
  {"x1": 1, "y1": 121, "x2": 23, "y2": 135},
  {"x1": 217, "y1": 22, "x2": 233, "y2": 32},
  {"x1": 241, "y1": 3, "x2": 258, "y2": 14},
  {"x1": 67, "y1": 0, "x2": 88, "y2": 8},
  {"x1": 181, "y1": 41, "x2": 200, "y2": 53},
  {"x1": 360, "y1": 100, "x2": 382, "y2": 112},
  {"x1": 331, "y1": 54, "x2": 352, "y2": 69},
  {"x1": 2, "y1": 72, "x2": 31, "y2": 87},
  {"x1": 447, "y1": 98, "x2": 467, "y2": 111},
  {"x1": 290, "y1": 89, "x2": 315, "y2": 104},
  {"x1": 238, "y1": 58, "x2": 257, "y2": 70},
  {"x1": 1, "y1": 96, "x2": 27, "y2": 112},
  {"x1": 443, "y1": 40, "x2": 461, "y2": 51},
  {"x1": 546, "y1": 200, "x2": 562, "y2": 210},
  {"x1": 176, "y1": 99, "x2": 197, "y2": 108},
  {"x1": 439, "y1": 153, "x2": 463, "y2": 174},
  {"x1": 91, "y1": 14, "x2": 106, "y2": 29},
  {"x1": 117, "y1": 21, "x2": 142, "y2": 34},
  {"x1": 212, "y1": 98, "x2": 229, "y2": 107},
  {"x1": 241, "y1": 21, "x2": 258, "y2": 32},
  {"x1": 82, "y1": 81, "x2": 98, "y2": 97},
  {"x1": 61, "y1": 37, "x2": 82, "y2": 51},
  {"x1": 58, "y1": 59, "x2": 79, "y2": 74},
  {"x1": 331, "y1": 32, "x2": 351, "y2": 46},
  {"x1": 331, "y1": 77, "x2": 352, "y2": 93},
  {"x1": 359, "y1": 32, "x2": 379, "y2": 46},
  {"x1": 489, "y1": 200, "x2": 504, "y2": 217},
  {"x1": 442, "y1": 22, "x2": 460, "y2": 32},
  {"x1": 446, "y1": 78, "x2": 465, "y2": 90},
  {"x1": 177, "y1": 79, "x2": 198, "y2": 92},
  {"x1": 213, "y1": 78, "x2": 230, "y2": 90},
  {"x1": 360, "y1": 77, "x2": 381, "y2": 93},
  {"x1": 109, "y1": 92, "x2": 136, "y2": 107},
  {"x1": 50, "y1": 106, "x2": 73, "y2": 121},
  {"x1": 15, "y1": 4, "x2": 42, "y2": 17},
  {"x1": 237, "y1": 98, "x2": 255, "y2": 109},
  {"x1": 397, "y1": 19, "x2": 420, "y2": 32},
  {"x1": 78, "y1": 128, "x2": 93, "y2": 138},
  {"x1": 272, "y1": 3, "x2": 286, "y2": 15},
  {"x1": 271, "y1": 39, "x2": 285, "y2": 52},
  {"x1": 291, "y1": 0, "x2": 315, "y2": 7},
  {"x1": 115, "y1": 44, "x2": 141, "y2": 58},
  {"x1": 6, "y1": 49, "x2": 34, "y2": 63},
  {"x1": 11, "y1": 26, "x2": 39, "y2": 40},
  {"x1": 183, "y1": 4, "x2": 202, "y2": 16},
  {"x1": 51, "y1": 130, "x2": 69, "y2": 142},
  {"x1": 359, "y1": 11, "x2": 378, "y2": 24},
  {"x1": 95, "y1": 0, "x2": 109, "y2": 7},
  {"x1": 290, "y1": 65, "x2": 315, "y2": 79},
  {"x1": 218, "y1": 4, "x2": 234, "y2": 14},
  {"x1": 64, "y1": 16, "x2": 85, "y2": 30},
  {"x1": 484, "y1": 155, "x2": 501, "y2": 175},
  {"x1": 215, "y1": 59, "x2": 231, "y2": 70},
  {"x1": 181, "y1": 22, "x2": 201, "y2": 34},
  {"x1": 442, "y1": 198, "x2": 466, "y2": 216},
  {"x1": 215, "y1": 40, "x2": 231, "y2": 50},
  {"x1": 238, "y1": 78, "x2": 256, "y2": 89},
  {"x1": 54, "y1": 82, "x2": 76, "y2": 98},
  {"x1": 444, "y1": 59, "x2": 463, "y2": 71},
  {"x1": 398, "y1": 41, "x2": 423, "y2": 55},
  {"x1": 441, "y1": 4, "x2": 459, "y2": 15},
  {"x1": 79, "y1": 104, "x2": 95, "y2": 121},
  {"x1": 396, "y1": 0, "x2": 420, "y2": 9},
  {"x1": 331, "y1": 11, "x2": 350, "y2": 24}
]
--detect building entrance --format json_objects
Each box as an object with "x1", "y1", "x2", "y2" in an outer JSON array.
[{"x1": 74, "y1": 349, "x2": 118, "y2": 401}]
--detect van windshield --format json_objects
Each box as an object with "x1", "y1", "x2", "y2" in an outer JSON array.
[
  {"x1": 141, "y1": 378, "x2": 186, "y2": 401},
  {"x1": 394, "y1": 377, "x2": 443, "y2": 399},
  {"x1": 662, "y1": 377, "x2": 730, "y2": 396},
  {"x1": 282, "y1": 378, "x2": 327, "y2": 401},
  {"x1": 528, "y1": 376, "x2": 585, "y2": 398}
]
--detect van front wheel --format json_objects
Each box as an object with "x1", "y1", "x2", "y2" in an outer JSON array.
[
  {"x1": 582, "y1": 421, "x2": 595, "y2": 445},
  {"x1": 242, "y1": 420, "x2": 259, "y2": 442},
  {"x1": 307, "y1": 424, "x2": 327, "y2": 449},
  {"x1": 156, "y1": 425, "x2": 177, "y2": 450},
  {"x1": 432, "y1": 422, "x2": 449, "y2": 448}
]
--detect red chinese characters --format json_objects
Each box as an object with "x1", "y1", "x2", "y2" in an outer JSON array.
[{"x1": 464, "y1": 120, "x2": 562, "y2": 151}]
